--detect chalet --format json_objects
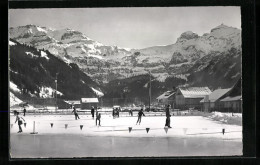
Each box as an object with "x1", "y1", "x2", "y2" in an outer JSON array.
[
  {"x1": 220, "y1": 78, "x2": 242, "y2": 113},
  {"x1": 81, "y1": 98, "x2": 99, "y2": 109},
  {"x1": 175, "y1": 87, "x2": 212, "y2": 110},
  {"x1": 156, "y1": 91, "x2": 176, "y2": 108},
  {"x1": 200, "y1": 88, "x2": 231, "y2": 112},
  {"x1": 64, "y1": 100, "x2": 81, "y2": 109}
]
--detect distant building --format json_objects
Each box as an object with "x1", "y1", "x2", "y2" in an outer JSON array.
[
  {"x1": 175, "y1": 87, "x2": 212, "y2": 110},
  {"x1": 64, "y1": 100, "x2": 81, "y2": 109},
  {"x1": 200, "y1": 88, "x2": 231, "y2": 112},
  {"x1": 81, "y1": 98, "x2": 99, "y2": 109},
  {"x1": 220, "y1": 78, "x2": 242, "y2": 113},
  {"x1": 156, "y1": 91, "x2": 176, "y2": 108}
]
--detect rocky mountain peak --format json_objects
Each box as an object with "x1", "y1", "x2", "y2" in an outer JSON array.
[
  {"x1": 210, "y1": 24, "x2": 231, "y2": 32},
  {"x1": 176, "y1": 31, "x2": 199, "y2": 43}
]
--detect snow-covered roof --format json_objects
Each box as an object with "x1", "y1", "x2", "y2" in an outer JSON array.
[
  {"x1": 64, "y1": 100, "x2": 81, "y2": 105},
  {"x1": 81, "y1": 98, "x2": 99, "y2": 103},
  {"x1": 200, "y1": 88, "x2": 231, "y2": 103},
  {"x1": 220, "y1": 96, "x2": 242, "y2": 102},
  {"x1": 156, "y1": 91, "x2": 175, "y2": 100},
  {"x1": 178, "y1": 87, "x2": 211, "y2": 98}
]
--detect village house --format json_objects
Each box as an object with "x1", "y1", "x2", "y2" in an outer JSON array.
[
  {"x1": 175, "y1": 87, "x2": 212, "y2": 110},
  {"x1": 156, "y1": 91, "x2": 176, "y2": 108},
  {"x1": 64, "y1": 100, "x2": 81, "y2": 109},
  {"x1": 81, "y1": 98, "x2": 99, "y2": 109},
  {"x1": 220, "y1": 78, "x2": 242, "y2": 113},
  {"x1": 200, "y1": 88, "x2": 231, "y2": 112}
]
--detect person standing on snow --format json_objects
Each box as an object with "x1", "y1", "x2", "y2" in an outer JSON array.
[
  {"x1": 165, "y1": 104, "x2": 172, "y2": 128},
  {"x1": 72, "y1": 107, "x2": 80, "y2": 120},
  {"x1": 136, "y1": 108, "x2": 145, "y2": 125}
]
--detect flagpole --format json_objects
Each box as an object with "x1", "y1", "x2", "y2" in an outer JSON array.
[{"x1": 149, "y1": 71, "x2": 151, "y2": 111}]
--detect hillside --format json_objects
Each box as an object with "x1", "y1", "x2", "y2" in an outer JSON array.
[{"x1": 9, "y1": 39, "x2": 102, "y2": 100}]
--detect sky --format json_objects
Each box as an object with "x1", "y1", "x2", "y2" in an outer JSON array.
[{"x1": 9, "y1": 7, "x2": 241, "y2": 49}]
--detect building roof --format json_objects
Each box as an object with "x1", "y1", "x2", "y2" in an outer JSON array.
[
  {"x1": 178, "y1": 87, "x2": 212, "y2": 98},
  {"x1": 64, "y1": 100, "x2": 81, "y2": 105},
  {"x1": 81, "y1": 98, "x2": 99, "y2": 103},
  {"x1": 156, "y1": 91, "x2": 175, "y2": 100},
  {"x1": 200, "y1": 88, "x2": 231, "y2": 103},
  {"x1": 220, "y1": 95, "x2": 242, "y2": 102}
]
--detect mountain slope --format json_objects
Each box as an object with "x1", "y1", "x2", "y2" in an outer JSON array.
[{"x1": 9, "y1": 39, "x2": 102, "y2": 100}]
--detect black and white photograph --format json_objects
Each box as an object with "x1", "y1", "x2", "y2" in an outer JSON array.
[{"x1": 8, "y1": 7, "x2": 242, "y2": 158}]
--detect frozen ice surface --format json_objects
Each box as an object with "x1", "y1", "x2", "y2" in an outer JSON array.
[{"x1": 10, "y1": 114, "x2": 242, "y2": 139}]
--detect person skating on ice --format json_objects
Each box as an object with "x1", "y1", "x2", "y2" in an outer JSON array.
[
  {"x1": 23, "y1": 107, "x2": 26, "y2": 116},
  {"x1": 96, "y1": 113, "x2": 101, "y2": 126},
  {"x1": 91, "y1": 106, "x2": 95, "y2": 119},
  {"x1": 15, "y1": 112, "x2": 25, "y2": 133},
  {"x1": 136, "y1": 108, "x2": 145, "y2": 125},
  {"x1": 72, "y1": 106, "x2": 80, "y2": 120}
]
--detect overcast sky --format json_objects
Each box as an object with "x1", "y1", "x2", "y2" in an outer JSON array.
[{"x1": 9, "y1": 7, "x2": 241, "y2": 49}]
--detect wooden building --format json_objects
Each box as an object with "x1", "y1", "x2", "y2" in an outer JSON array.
[
  {"x1": 81, "y1": 98, "x2": 99, "y2": 109},
  {"x1": 220, "y1": 78, "x2": 242, "y2": 113},
  {"x1": 156, "y1": 91, "x2": 176, "y2": 108},
  {"x1": 64, "y1": 100, "x2": 81, "y2": 109},
  {"x1": 200, "y1": 88, "x2": 231, "y2": 112},
  {"x1": 175, "y1": 87, "x2": 212, "y2": 110}
]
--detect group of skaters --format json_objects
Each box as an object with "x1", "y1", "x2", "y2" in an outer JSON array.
[
  {"x1": 134, "y1": 104, "x2": 172, "y2": 128},
  {"x1": 112, "y1": 108, "x2": 120, "y2": 118},
  {"x1": 14, "y1": 104, "x2": 172, "y2": 133},
  {"x1": 72, "y1": 106, "x2": 101, "y2": 126},
  {"x1": 72, "y1": 104, "x2": 172, "y2": 128}
]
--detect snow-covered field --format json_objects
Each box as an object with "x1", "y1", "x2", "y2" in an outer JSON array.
[{"x1": 10, "y1": 114, "x2": 242, "y2": 157}]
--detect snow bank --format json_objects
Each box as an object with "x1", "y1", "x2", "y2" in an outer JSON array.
[{"x1": 206, "y1": 112, "x2": 242, "y2": 126}]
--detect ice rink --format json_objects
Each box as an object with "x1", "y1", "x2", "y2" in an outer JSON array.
[{"x1": 10, "y1": 113, "x2": 242, "y2": 158}]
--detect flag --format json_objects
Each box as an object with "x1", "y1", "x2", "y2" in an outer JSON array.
[
  {"x1": 128, "y1": 127, "x2": 132, "y2": 133},
  {"x1": 146, "y1": 128, "x2": 150, "y2": 133}
]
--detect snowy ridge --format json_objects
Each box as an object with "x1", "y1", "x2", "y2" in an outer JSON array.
[{"x1": 9, "y1": 24, "x2": 241, "y2": 84}]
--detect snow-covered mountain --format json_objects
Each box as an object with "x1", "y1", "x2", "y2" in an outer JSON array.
[
  {"x1": 9, "y1": 39, "x2": 102, "y2": 101},
  {"x1": 9, "y1": 24, "x2": 241, "y2": 87}
]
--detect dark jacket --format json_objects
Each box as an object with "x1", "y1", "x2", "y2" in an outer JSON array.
[
  {"x1": 166, "y1": 107, "x2": 171, "y2": 117},
  {"x1": 138, "y1": 110, "x2": 145, "y2": 117}
]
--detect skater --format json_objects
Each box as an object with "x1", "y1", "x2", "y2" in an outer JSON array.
[
  {"x1": 136, "y1": 108, "x2": 145, "y2": 125},
  {"x1": 112, "y1": 108, "x2": 115, "y2": 118},
  {"x1": 23, "y1": 107, "x2": 26, "y2": 116},
  {"x1": 15, "y1": 112, "x2": 25, "y2": 133},
  {"x1": 91, "y1": 106, "x2": 95, "y2": 119},
  {"x1": 96, "y1": 112, "x2": 101, "y2": 126},
  {"x1": 129, "y1": 109, "x2": 133, "y2": 116},
  {"x1": 116, "y1": 108, "x2": 120, "y2": 118},
  {"x1": 72, "y1": 107, "x2": 80, "y2": 120},
  {"x1": 165, "y1": 104, "x2": 172, "y2": 128}
]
